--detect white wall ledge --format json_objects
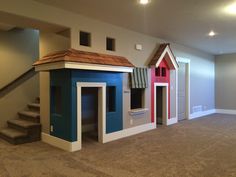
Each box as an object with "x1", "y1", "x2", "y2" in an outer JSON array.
[{"x1": 128, "y1": 108, "x2": 149, "y2": 116}]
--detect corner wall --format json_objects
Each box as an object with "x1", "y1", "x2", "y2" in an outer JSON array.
[
  {"x1": 39, "y1": 32, "x2": 70, "y2": 133},
  {"x1": 215, "y1": 54, "x2": 236, "y2": 111}
]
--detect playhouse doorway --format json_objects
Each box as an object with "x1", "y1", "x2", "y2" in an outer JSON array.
[
  {"x1": 77, "y1": 82, "x2": 106, "y2": 150},
  {"x1": 81, "y1": 87, "x2": 99, "y2": 142},
  {"x1": 154, "y1": 83, "x2": 168, "y2": 125}
]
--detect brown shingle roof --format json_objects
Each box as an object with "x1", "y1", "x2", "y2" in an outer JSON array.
[
  {"x1": 33, "y1": 49, "x2": 135, "y2": 67},
  {"x1": 148, "y1": 43, "x2": 176, "y2": 66}
]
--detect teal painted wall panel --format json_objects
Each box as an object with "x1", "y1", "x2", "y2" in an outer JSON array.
[{"x1": 50, "y1": 69, "x2": 123, "y2": 142}]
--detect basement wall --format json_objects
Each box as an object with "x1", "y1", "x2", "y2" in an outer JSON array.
[
  {"x1": 215, "y1": 54, "x2": 236, "y2": 110},
  {"x1": 0, "y1": 0, "x2": 215, "y2": 130}
]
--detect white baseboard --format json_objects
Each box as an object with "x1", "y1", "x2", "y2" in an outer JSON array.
[
  {"x1": 41, "y1": 133, "x2": 81, "y2": 152},
  {"x1": 215, "y1": 109, "x2": 236, "y2": 115},
  {"x1": 103, "y1": 123, "x2": 156, "y2": 143},
  {"x1": 166, "y1": 117, "x2": 178, "y2": 125},
  {"x1": 42, "y1": 123, "x2": 156, "y2": 152},
  {"x1": 190, "y1": 109, "x2": 216, "y2": 119}
]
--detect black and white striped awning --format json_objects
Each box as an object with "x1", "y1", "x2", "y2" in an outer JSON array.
[{"x1": 130, "y1": 68, "x2": 148, "y2": 89}]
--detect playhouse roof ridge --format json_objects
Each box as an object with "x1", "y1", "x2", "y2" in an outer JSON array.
[
  {"x1": 33, "y1": 48, "x2": 135, "y2": 68},
  {"x1": 148, "y1": 43, "x2": 178, "y2": 70}
]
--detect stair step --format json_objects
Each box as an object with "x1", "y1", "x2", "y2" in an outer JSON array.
[
  {"x1": 0, "y1": 128, "x2": 29, "y2": 145},
  {"x1": 28, "y1": 103, "x2": 40, "y2": 112},
  {"x1": 8, "y1": 119, "x2": 41, "y2": 132},
  {"x1": 0, "y1": 128, "x2": 27, "y2": 138},
  {"x1": 18, "y1": 111, "x2": 40, "y2": 123}
]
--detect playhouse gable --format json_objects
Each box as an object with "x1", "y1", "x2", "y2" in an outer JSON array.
[{"x1": 149, "y1": 43, "x2": 178, "y2": 70}]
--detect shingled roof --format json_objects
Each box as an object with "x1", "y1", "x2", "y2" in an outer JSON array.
[
  {"x1": 148, "y1": 43, "x2": 178, "y2": 69},
  {"x1": 33, "y1": 49, "x2": 134, "y2": 68}
]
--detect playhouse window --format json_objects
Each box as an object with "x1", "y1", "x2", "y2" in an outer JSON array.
[
  {"x1": 80, "y1": 31, "x2": 91, "y2": 47},
  {"x1": 51, "y1": 86, "x2": 62, "y2": 115},
  {"x1": 131, "y1": 88, "x2": 144, "y2": 109},
  {"x1": 106, "y1": 37, "x2": 115, "y2": 51},
  {"x1": 107, "y1": 86, "x2": 116, "y2": 112},
  {"x1": 155, "y1": 67, "x2": 161, "y2": 77},
  {"x1": 162, "y1": 67, "x2": 166, "y2": 77}
]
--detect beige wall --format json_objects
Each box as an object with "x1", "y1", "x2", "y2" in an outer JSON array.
[
  {"x1": 173, "y1": 45, "x2": 215, "y2": 113},
  {"x1": 0, "y1": 28, "x2": 39, "y2": 128},
  {"x1": 215, "y1": 54, "x2": 236, "y2": 110},
  {"x1": 39, "y1": 32, "x2": 70, "y2": 133},
  {"x1": 0, "y1": 28, "x2": 39, "y2": 87}
]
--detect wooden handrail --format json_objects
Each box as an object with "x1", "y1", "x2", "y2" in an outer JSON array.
[{"x1": 0, "y1": 67, "x2": 37, "y2": 98}]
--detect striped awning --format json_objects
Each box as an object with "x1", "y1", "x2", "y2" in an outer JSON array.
[{"x1": 130, "y1": 68, "x2": 148, "y2": 88}]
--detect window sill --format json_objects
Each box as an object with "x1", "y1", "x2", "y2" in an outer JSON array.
[{"x1": 128, "y1": 108, "x2": 149, "y2": 116}]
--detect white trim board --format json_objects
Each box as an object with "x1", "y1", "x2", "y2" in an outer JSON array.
[
  {"x1": 77, "y1": 82, "x2": 106, "y2": 150},
  {"x1": 42, "y1": 123, "x2": 156, "y2": 152},
  {"x1": 215, "y1": 109, "x2": 236, "y2": 115},
  {"x1": 176, "y1": 57, "x2": 191, "y2": 121},
  {"x1": 190, "y1": 109, "x2": 216, "y2": 119},
  {"x1": 103, "y1": 123, "x2": 156, "y2": 143},
  {"x1": 41, "y1": 133, "x2": 81, "y2": 152},
  {"x1": 35, "y1": 61, "x2": 133, "y2": 73},
  {"x1": 167, "y1": 117, "x2": 178, "y2": 125}
]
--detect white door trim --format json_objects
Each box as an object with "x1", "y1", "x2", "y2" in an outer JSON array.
[
  {"x1": 77, "y1": 82, "x2": 106, "y2": 150},
  {"x1": 176, "y1": 57, "x2": 191, "y2": 120},
  {"x1": 154, "y1": 82, "x2": 169, "y2": 125}
]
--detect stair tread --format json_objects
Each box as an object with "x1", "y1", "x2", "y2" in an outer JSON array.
[
  {"x1": 0, "y1": 128, "x2": 27, "y2": 138},
  {"x1": 8, "y1": 119, "x2": 41, "y2": 128},
  {"x1": 18, "y1": 111, "x2": 40, "y2": 118},
  {"x1": 28, "y1": 103, "x2": 40, "y2": 108}
]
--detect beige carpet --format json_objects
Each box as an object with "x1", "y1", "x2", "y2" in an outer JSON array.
[{"x1": 1, "y1": 113, "x2": 236, "y2": 177}]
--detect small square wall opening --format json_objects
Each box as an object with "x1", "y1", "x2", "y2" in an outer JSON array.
[
  {"x1": 80, "y1": 31, "x2": 91, "y2": 47},
  {"x1": 107, "y1": 86, "x2": 116, "y2": 112},
  {"x1": 162, "y1": 67, "x2": 166, "y2": 77},
  {"x1": 106, "y1": 37, "x2": 115, "y2": 51},
  {"x1": 155, "y1": 67, "x2": 161, "y2": 77},
  {"x1": 51, "y1": 86, "x2": 62, "y2": 115}
]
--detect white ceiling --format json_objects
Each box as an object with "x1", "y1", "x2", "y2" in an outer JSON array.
[{"x1": 34, "y1": 0, "x2": 236, "y2": 55}]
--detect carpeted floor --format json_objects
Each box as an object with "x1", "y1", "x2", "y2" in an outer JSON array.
[{"x1": 1, "y1": 113, "x2": 236, "y2": 177}]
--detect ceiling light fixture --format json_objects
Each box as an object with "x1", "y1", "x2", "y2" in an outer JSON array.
[
  {"x1": 139, "y1": 0, "x2": 150, "y2": 5},
  {"x1": 208, "y1": 30, "x2": 217, "y2": 37},
  {"x1": 225, "y1": 2, "x2": 236, "y2": 15}
]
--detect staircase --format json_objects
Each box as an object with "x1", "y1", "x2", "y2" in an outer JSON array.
[{"x1": 0, "y1": 97, "x2": 41, "y2": 145}]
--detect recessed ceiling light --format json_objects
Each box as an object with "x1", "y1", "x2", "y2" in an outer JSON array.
[
  {"x1": 139, "y1": 0, "x2": 150, "y2": 5},
  {"x1": 208, "y1": 30, "x2": 217, "y2": 37},
  {"x1": 225, "y1": 2, "x2": 236, "y2": 15}
]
